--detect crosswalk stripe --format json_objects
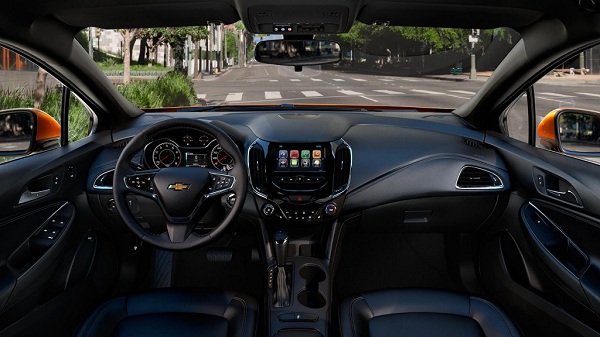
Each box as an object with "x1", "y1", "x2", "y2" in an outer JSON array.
[
  {"x1": 411, "y1": 89, "x2": 444, "y2": 95},
  {"x1": 290, "y1": 79, "x2": 301, "y2": 82},
  {"x1": 225, "y1": 93, "x2": 243, "y2": 102},
  {"x1": 352, "y1": 78, "x2": 367, "y2": 82},
  {"x1": 378, "y1": 79, "x2": 394, "y2": 82},
  {"x1": 575, "y1": 92, "x2": 600, "y2": 97},
  {"x1": 265, "y1": 91, "x2": 282, "y2": 99},
  {"x1": 311, "y1": 78, "x2": 323, "y2": 82},
  {"x1": 333, "y1": 79, "x2": 345, "y2": 82},
  {"x1": 403, "y1": 78, "x2": 420, "y2": 82},
  {"x1": 538, "y1": 92, "x2": 575, "y2": 98},
  {"x1": 448, "y1": 90, "x2": 476, "y2": 95},
  {"x1": 197, "y1": 94, "x2": 207, "y2": 99},
  {"x1": 338, "y1": 89, "x2": 363, "y2": 96},
  {"x1": 373, "y1": 90, "x2": 405, "y2": 95},
  {"x1": 269, "y1": 80, "x2": 278, "y2": 82},
  {"x1": 302, "y1": 91, "x2": 323, "y2": 97}
]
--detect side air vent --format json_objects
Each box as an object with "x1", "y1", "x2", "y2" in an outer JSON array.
[
  {"x1": 93, "y1": 169, "x2": 114, "y2": 190},
  {"x1": 463, "y1": 138, "x2": 486, "y2": 149},
  {"x1": 333, "y1": 145, "x2": 351, "y2": 194},
  {"x1": 456, "y1": 166, "x2": 503, "y2": 190},
  {"x1": 248, "y1": 146, "x2": 267, "y2": 195},
  {"x1": 110, "y1": 139, "x2": 130, "y2": 148}
]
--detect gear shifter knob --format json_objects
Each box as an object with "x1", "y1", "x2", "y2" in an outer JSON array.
[{"x1": 273, "y1": 230, "x2": 289, "y2": 267}]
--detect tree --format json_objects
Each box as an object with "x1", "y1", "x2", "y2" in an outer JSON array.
[{"x1": 118, "y1": 28, "x2": 139, "y2": 84}]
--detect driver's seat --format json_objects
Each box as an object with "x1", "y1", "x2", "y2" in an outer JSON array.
[{"x1": 74, "y1": 288, "x2": 258, "y2": 337}]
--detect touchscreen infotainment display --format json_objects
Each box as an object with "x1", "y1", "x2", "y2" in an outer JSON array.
[{"x1": 273, "y1": 143, "x2": 326, "y2": 172}]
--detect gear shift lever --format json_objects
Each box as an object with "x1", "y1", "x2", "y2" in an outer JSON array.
[{"x1": 273, "y1": 230, "x2": 290, "y2": 307}]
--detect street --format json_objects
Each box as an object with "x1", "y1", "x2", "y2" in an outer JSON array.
[{"x1": 195, "y1": 64, "x2": 600, "y2": 116}]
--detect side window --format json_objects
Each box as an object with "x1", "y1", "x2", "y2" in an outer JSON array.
[
  {"x1": 0, "y1": 47, "x2": 92, "y2": 163},
  {"x1": 504, "y1": 45, "x2": 600, "y2": 164}
]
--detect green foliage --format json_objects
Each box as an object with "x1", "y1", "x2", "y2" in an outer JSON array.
[
  {"x1": 117, "y1": 72, "x2": 196, "y2": 108},
  {"x1": 76, "y1": 29, "x2": 90, "y2": 50},
  {"x1": 0, "y1": 86, "x2": 90, "y2": 142}
]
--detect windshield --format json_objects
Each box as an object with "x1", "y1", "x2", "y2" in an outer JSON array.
[{"x1": 86, "y1": 24, "x2": 520, "y2": 109}]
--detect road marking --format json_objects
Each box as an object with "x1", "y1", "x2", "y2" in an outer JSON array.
[
  {"x1": 352, "y1": 78, "x2": 367, "y2": 82},
  {"x1": 269, "y1": 80, "x2": 279, "y2": 82},
  {"x1": 338, "y1": 89, "x2": 364, "y2": 96},
  {"x1": 411, "y1": 89, "x2": 444, "y2": 95},
  {"x1": 537, "y1": 92, "x2": 575, "y2": 98},
  {"x1": 402, "y1": 78, "x2": 420, "y2": 82},
  {"x1": 225, "y1": 93, "x2": 243, "y2": 102},
  {"x1": 379, "y1": 79, "x2": 394, "y2": 82},
  {"x1": 290, "y1": 79, "x2": 301, "y2": 82},
  {"x1": 333, "y1": 79, "x2": 345, "y2": 82},
  {"x1": 265, "y1": 91, "x2": 282, "y2": 99},
  {"x1": 373, "y1": 90, "x2": 405, "y2": 95},
  {"x1": 302, "y1": 91, "x2": 323, "y2": 97},
  {"x1": 197, "y1": 94, "x2": 207, "y2": 99},
  {"x1": 311, "y1": 78, "x2": 323, "y2": 82},
  {"x1": 448, "y1": 90, "x2": 476, "y2": 95},
  {"x1": 360, "y1": 96, "x2": 379, "y2": 102},
  {"x1": 575, "y1": 92, "x2": 600, "y2": 97}
]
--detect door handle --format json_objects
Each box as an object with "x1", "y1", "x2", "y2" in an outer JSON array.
[{"x1": 546, "y1": 188, "x2": 580, "y2": 205}]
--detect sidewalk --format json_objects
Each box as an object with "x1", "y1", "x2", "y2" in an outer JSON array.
[{"x1": 425, "y1": 71, "x2": 600, "y2": 85}]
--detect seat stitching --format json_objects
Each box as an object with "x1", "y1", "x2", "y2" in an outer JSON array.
[
  {"x1": 349, "y1": 296, "x2": 372, "y2": 337},
  {"x1": 231, "y1": 296, "x2": 248, "y2": 337},
  {"x1": 471, "y1": 297, "x2": 516, "y2": 337}
]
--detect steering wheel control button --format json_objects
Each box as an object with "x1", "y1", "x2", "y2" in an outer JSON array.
[
  {"x1": 208, "y1": 173, "x2": 235, "y2": 194},
  {"x1": 125, "y1": 174, "x2": 155, "y2": 193}
]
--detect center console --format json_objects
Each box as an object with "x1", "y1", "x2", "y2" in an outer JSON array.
[{"x1": 247, "y1": 138, "x2": 352, "y2": 337}]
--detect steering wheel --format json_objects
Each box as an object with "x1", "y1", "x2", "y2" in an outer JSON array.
[{"x1": 113, "y1": 118, "x2": 247, "y2": 250}]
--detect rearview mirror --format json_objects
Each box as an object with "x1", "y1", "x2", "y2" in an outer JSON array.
[
  {"x1": 0, "y1": 108, "x2": 60, "y2": 156},
  {"x1": 254, "y1": 39, "x2": 342, "y2": 66},
  {"x1": 538, "y1": 108, "x2": 600, "y2": 156}
]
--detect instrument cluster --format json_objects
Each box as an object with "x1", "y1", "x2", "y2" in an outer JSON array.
[{"x1": 143, "y1": 128, "x2": 234, "y2": 171}]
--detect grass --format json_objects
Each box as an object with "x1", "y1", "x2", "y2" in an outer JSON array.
[{"x1": 117, "y1": 72, "x2": 197, "y2": 108}]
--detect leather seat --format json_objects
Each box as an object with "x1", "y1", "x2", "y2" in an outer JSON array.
[
  {"x1": 340, "y1": 289, "x2": 521, "y2": 337},
  {"x1": 74, "y1": 288, "x2": 257, "y2": 337}
]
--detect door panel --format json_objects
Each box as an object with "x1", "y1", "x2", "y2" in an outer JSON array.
[{"x1": 480, "y1": 133, "x2": 600, "y2": 337}]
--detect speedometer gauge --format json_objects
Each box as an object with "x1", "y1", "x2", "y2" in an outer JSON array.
[
  {"x1": 210, "y1": 144, "x2": 234, "y2": 171},
  {"x1": 152, "y1": 142, "x2": 182, "y2": 168}
]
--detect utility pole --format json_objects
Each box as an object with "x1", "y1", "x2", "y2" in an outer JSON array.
[
  {"x1": 217, "y1": 24, "x2": 223, "y2": 72},
  {"x1": 223, "y1": 25, "x2": 227, "y2": 69},
  {"x1": 88, "y1": 27, "x2": 93, "y2": 58},
  {"x1": 469, "y1": 29, "x2": 480, "y2": 80},
  {"x1": 209, "y1": 23, "x2": 214, "y2": 74},
  {"x1": 580, "y1": 52, "x2": 586, "y2": 75}
]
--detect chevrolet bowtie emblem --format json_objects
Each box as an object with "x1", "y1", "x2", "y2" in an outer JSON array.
[{"x1": 167, "y1": 183, "x2": 190, "y2": 191}]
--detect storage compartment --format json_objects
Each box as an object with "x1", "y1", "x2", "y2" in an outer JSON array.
[{"x1": 297, "y1": 265, "x2": 326, "y2": 309}]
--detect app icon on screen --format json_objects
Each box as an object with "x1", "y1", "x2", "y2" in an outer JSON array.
[
  {"x1": 279, "y1": 159, "x2": 288, "y2": 167},
  {"x1": 290, "y1": 159, "x2": 299, "y2": 167},
  {"x1": 312, "y1": 150, "x2": 322, "y2": 159},
  {"x1": 312, "y1": 159, "x2": 321, "y2": 168},
  {"x1": 301, "y1": 159, "x2": 311, "y2": 167},
  {"x1": 301, "y1": 150, "x2": 310, "y2": 159},
  {"x1": 279, "y1": 150, "x2": 288, "y2": 159},
  {"x1": 290, "y1": 150, "x2": 299, "y2": 159}
]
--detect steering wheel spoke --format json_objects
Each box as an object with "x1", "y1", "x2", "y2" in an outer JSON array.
[
  {"x1": 165, "y1": 222, "x2": 195, "y2": 243},
  {"x1": 206, "y1": 170, "x2": 236, "y2": 198}
]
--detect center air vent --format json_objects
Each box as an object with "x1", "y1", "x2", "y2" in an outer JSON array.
[
  {"x1": 456, "y1": 166, "x2": 503, "y2": 190},
  {"x1": 248, "y1": 145, "x2": 267, "y2": 195}
]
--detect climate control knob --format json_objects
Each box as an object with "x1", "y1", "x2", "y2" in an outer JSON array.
[
  {"x1": 263, "y1": 203, "x2": 276, "y2": 217},
  {"x1": 324, "y1": 203, "x2": 338, "y2": 216}
]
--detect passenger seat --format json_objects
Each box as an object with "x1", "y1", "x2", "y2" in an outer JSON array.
[{"x1": 340, "y1": 289, "x2": 521, "y2": 337}]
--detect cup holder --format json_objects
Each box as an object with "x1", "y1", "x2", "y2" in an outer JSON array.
[{"x1": 297, "y1": 265, "x2": 326, "y2": 309}]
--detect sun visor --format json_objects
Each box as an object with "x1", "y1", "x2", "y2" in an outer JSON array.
[
  {"x1": 357, "y1": 2, "x2": 543, "y2": 29},
  {"x1": 54, "y1": 2, "x2": 240, "y2": 28}
]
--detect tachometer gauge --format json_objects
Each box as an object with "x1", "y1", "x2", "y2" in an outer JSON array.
[
  {"x1": 152, "y1": 142, "x2": 182, "y2": 168},
  {"x1": 210, "y1": 144, "x2": 234, "y2": 171}
]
